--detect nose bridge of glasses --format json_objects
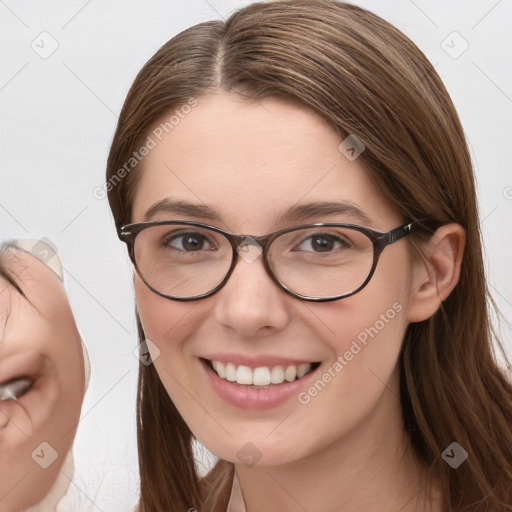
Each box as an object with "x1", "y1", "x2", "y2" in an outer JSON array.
[
  {"x1": 219, "y1": 233, "x2": 288, "y2": 300},
  {"x1": 228, "y1": 231, "x2": 272, "y2": 259},
  {"x1": 230, "y1": 233, "x2": 269, "y2": 268},
  {"x1": 230, "y1": 233, "x2": 271, "y2": 247}
]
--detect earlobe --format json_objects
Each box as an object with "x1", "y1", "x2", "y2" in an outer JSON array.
[{"x1": 407, "y1": 223, "x2": 465, "y2": 323}]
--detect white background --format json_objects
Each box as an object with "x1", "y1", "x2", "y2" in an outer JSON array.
[{"x1": 1, "y1": 1, "x2": 511, "y2": 510}]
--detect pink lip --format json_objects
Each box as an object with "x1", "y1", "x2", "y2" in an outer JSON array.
[
  {"x1": 201, "y1": 353, "x2": 318, "y2": 369},
  {"x1": 200, "y1": 358, "x2": 320, "y2": 410}
]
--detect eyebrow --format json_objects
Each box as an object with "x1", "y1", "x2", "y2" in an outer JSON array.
[
  {"x1": 144, "y1": 199, "x2": 373, "y2": 226},
  {"x1": 281, "y1": 201, "x2": 373, "y2": 225},
  {"x1": 144, "y1": 199, "x2": 222, "y2": 222}
]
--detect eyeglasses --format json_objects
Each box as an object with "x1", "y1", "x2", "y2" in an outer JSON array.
[{"x1": 118, "y1": 220, "x2": 416, "y2": 302}]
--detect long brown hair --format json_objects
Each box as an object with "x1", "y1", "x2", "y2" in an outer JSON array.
[{"x1": 106, "y1": 1, "x2": 512, "y2": 510}]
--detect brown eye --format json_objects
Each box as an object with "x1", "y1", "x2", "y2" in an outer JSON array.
[
  {"x1": 296, "y1": 233, "x2": 351, "y2": 253},
  {"x1": 164, "y1": 232, "x2": 212, "y2": 252}
]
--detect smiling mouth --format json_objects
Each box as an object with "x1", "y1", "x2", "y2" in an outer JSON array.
[{"x1": 203, "y1": 358, "x2": 321, "y2": 388}]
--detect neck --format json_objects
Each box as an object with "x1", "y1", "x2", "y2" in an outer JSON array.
[{"x1": 234, "y1": 369, "x2": 442, "y2": 512}]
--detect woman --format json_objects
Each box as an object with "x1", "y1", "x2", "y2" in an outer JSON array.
[{"x1": 106, "y1": 1, "x2": 512, "y2": 510}]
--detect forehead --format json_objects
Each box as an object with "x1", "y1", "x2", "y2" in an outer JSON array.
[{"x1": 132, "y1": 92, "x2": 398, "y2": 231}]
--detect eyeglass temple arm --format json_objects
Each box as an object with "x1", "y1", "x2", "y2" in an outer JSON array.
[
  {"x1": 382, "y1": 222, "x2": 416, "y2": 246},
  {"x1": 117, "y1": 225, "x2": 134, "y2": 242}
]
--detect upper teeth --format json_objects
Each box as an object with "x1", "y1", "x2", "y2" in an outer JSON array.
[{"x1": 210, "y1": 360, "x2": 313, "y2": 386}]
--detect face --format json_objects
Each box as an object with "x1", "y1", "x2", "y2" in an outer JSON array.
[
  {"x1": 132, "y1": 93, "x2": 418, "y2": 467},
  {"x1": 0, "y1": 249, "x2": 85, "y2": 511}
]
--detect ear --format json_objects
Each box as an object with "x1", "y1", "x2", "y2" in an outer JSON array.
[{"x1": 407, "y1": 223, "x2": 465, "y2": 323}]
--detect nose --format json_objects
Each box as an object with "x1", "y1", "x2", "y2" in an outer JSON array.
[{"x1": 212, "y1": 247, "x2": 291, "y2": 338}]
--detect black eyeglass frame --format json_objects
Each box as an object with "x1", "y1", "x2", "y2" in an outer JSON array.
[{"x1": 118, "y1": 220, "x2": 417, "y2": 302}]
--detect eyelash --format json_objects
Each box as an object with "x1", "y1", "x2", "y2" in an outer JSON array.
[
  {"x1": 163, "y1": 231, "x2": 217, "y2": 251},
  {"x1": 294, "y1": 233, "x2": 351, "y2": 251},
  {"x1": 162, "y1": 230, "x2": 353, "y2": 254}
]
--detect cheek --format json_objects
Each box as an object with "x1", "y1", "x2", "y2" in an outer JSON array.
[
  {"x1": 134, "y1": 275, "x2": 198, "y2": 345},
  {"x1": 134, "y1": 275, "x2": 204, "y2": 383},
  {"x1": 268, "y1": 300, "x2": 409, "y2": 460},
  {"x1": 307, "y1": 241, "x2": 411, "y2": 364},
  {"x1": 134, "y1": 277, "x2": 216, "y2": 433},
  {"x1": 294, "y1": 251, "x2": 411, "y2": 419},
  {"x1": 336, "y1": 303, "x2": 405, "y2": 358},
  {"x1": 306, "y1": 293, "x2": 407, "y2": 402}
]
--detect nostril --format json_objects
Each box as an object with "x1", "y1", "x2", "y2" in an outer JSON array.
[{"x1": 0, "y1": 377, "x2": 33, "y2": 401}]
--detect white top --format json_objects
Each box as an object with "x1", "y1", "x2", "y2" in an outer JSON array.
[{"x1": 226, "y1": 471, "x2": 247, "y2": 512}]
